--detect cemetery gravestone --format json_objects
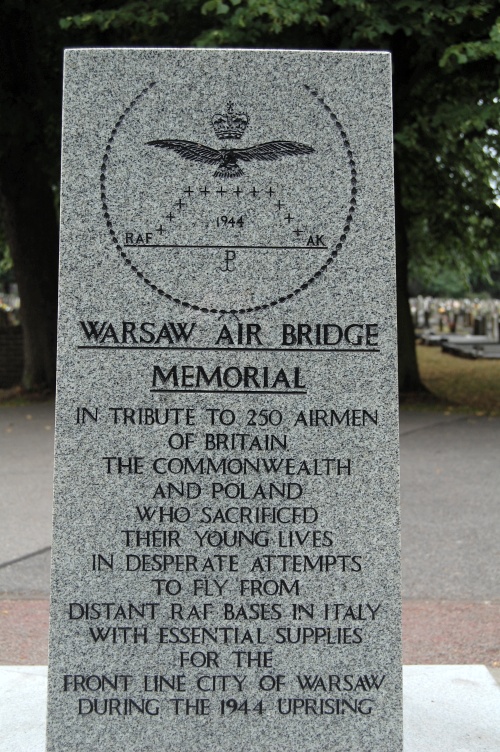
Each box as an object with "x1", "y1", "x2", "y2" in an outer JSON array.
[{"x1": 47, "y1": 49, "x2": 401, "y2": 751}]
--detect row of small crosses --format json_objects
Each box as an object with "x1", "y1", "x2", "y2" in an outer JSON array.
[
  {"x1": 183, "y1": 185, "x2": 276, "y2": 199},
  {"x1": 156, "y1": 185, "x2": 304, "y2": 234}
]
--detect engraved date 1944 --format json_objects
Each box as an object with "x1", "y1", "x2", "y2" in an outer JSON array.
[
  {"x1": 216, "y1": 216, "x2": 244, "y2": 228},
  {"x1": 220, "y1": 699, "x2": 263, "y2": 715}
]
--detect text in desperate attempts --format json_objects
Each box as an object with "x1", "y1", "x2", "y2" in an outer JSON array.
[{"x1": 47, "y1": 49, "x2": 402, "y2": 752}]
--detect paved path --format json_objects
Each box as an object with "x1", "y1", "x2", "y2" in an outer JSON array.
[
  {"x1": 1, "y1": 403, "x2": 499, "y2": 667},
  {"x1": 400, "y1": 412, "x2": 500, "y2": 601},
  {"x1": 400, "y1": 412, "x2": 500, "y2": 669},
  {"x1": 0, "y1": 404, "x2": 53, "y2": 599}
]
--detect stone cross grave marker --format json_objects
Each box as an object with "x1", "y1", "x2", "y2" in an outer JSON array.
[{"x1": 47, "y1": 48, "x2": 402, "y2": 752}]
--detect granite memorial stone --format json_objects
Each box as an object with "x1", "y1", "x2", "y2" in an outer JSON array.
[{"x1": 47, "y1": 48, "x2": 402, "y2": 751}]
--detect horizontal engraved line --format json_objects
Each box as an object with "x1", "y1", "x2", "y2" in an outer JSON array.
[
  {"x1": 77, "y1": 346, "x2": 380, "y2": 353},
  {"x1": 124, "y1": 244, "x2": 328, "y2": 250},
  {"x1": 150, "y1": 388, "x2": 307, "y2": 395}
]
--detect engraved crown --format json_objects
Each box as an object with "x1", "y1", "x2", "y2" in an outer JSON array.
[{"x1": 212, "y1": 102, "x2": 249, "y2": 140}]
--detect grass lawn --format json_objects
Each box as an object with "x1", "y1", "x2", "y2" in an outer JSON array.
[{"x1": 405, "y1": 344, "x2": 500, "y2": 416}]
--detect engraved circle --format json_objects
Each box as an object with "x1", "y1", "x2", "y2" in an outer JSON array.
[{"x1": 101, "y1": 83, "x2": 357, "y2": 314}]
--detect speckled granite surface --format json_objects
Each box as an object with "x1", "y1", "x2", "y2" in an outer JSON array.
[
  {"x1": 48, "y1": 49, "x2": 400, "y2": 751},
  {"x1": 9, "y1": 666, "x2": 500, "y2": 752}
]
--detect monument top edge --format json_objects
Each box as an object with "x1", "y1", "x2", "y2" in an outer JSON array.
[{"x1": 63, "y1": 46, "x2": 391, "y2": 57}]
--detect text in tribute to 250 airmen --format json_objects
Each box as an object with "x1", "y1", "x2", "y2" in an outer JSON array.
[{"x1": 47, "y1": 49, "x2": 402, "y2": 751}]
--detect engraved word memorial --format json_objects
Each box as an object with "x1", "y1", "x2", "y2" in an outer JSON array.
[{"x1": 47, "y1": 49, "x2": 402, "y2": 751}]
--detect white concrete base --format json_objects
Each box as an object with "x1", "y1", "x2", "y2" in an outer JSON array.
[
  {"x1": 404, "y1": 665, "x2": 500, "y2": 751},
  {"x1": 1, "y1": 665, "x2": 499, "y2": 751},
  {"x1": 0, "y1": 666, "x2": 47, "y2": 752}
]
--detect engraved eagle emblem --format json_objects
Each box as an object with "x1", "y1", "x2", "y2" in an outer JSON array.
[{"x1": 145, "y1": 139, "x2": 315, "y2": 179}]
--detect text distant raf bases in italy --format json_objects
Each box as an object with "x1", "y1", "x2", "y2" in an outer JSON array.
[{"x1": 47, "y1": 49, "x2": 402, "y2": 752}]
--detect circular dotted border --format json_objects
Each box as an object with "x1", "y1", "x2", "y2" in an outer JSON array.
[{"x1": 101, "y1": 82, "x2": 357, "y2": 315}]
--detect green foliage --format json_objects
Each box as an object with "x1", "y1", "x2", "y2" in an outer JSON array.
[
  {"x1": 409, "y1": 258, "x2": 473, "y2": 297},
  {"x1": 389, "y1": 6, "x2": 500, "y2": 285},
  {"x1": 441, "y1": 16, "x2": 500, "y2": 65},
  {"x1": 195, "y1": 0, "x2": 328, "y2": 46},
  {"x1": 58, "y1": 0, "x2": 209, "y2": 46},
  {"x1": 59, "y1": 2, "x2": 171, "y2": 32},
  {"x1": 2, "y1": 0, "x2": 500, "y2": 302}
]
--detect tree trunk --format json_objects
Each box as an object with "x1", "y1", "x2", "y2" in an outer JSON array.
[
  {"x1": 0, "y1": 155, "x2": 59, "y2": 389},
  {"x1": 394, "y1": 152, "x2": 426, "y2": 393},
  {"x1": 390, "y1": 32, "x2": 426, "y2": 395},
  {"x1": 0, "y1": 0, "x2": 60, "y2": 390}
]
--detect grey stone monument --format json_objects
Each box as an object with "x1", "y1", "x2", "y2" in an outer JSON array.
[{"x1": 47, "y1": 48, "x2": 401, "y2": 751}]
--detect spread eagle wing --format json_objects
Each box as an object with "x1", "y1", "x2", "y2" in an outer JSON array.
[
  {"x1": 232, "y1": 141, "x2": 315, "y2": 163},
  {"x1": 146, "y1": 139, "x2": 222, "y2": 165}
]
